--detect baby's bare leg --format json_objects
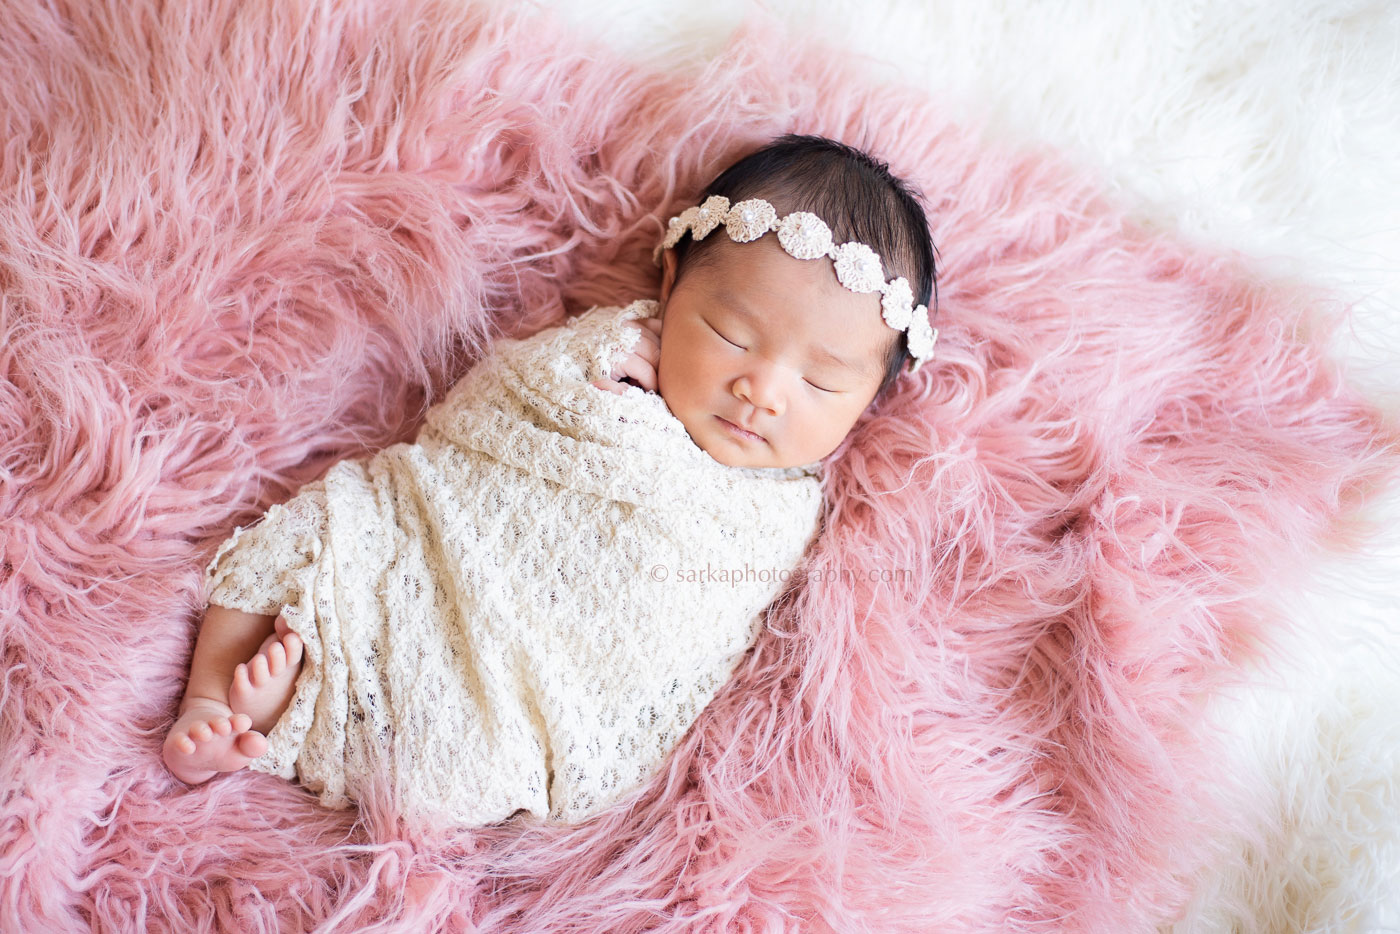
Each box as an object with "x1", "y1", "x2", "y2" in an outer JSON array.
[
  {"x1": 229, "y1": 613, "x2": 304, "y2": 734},
  {"x1": 163, "y1": 603, "x2": 278, "y2": 785}
]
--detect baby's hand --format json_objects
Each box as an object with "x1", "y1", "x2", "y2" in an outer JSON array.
[{"x1": 591, "y1": 316, "x2": 662, "y2": 396}]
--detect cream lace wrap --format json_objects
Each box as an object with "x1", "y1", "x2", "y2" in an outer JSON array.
[{"x1": 201, "y1": 300, "x2": 824, "y2": 827}]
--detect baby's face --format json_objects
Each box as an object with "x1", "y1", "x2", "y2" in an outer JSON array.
[{"x1": 655, "y1": 236, "x2": 892, "y2": 469}]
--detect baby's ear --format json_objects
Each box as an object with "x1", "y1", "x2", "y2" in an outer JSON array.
[{"x1": 658, "y1": 249, "x2": 678, "y2": 309}]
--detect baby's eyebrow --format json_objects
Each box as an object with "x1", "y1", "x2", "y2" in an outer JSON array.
[{"x1": 714, "y1": 291, "x2": 878, "y2": 378}]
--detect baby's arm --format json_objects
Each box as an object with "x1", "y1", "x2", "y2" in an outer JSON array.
[{"x1": 590, "y1": 315, "x2": 662, "y2": 396}]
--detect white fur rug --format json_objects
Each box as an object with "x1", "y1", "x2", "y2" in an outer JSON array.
[{"x1": 515, "y1": 0, "x2": 1400, "y2": 929}]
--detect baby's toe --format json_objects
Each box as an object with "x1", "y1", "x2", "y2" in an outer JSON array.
[
  {"x1": 283, "y1": 633, "x2": 303, "y2": 664},
  {"x1": 235, "y1": 730, "x2": 268, "y2": 759},
  {"x1": 209, "y1": 716, "x2": 232, "y2": 737},
  {"x1": 250, "y1": 653, "x2": 270, "y2": 685},
  {"x1": 267, "y1": 642, "x2": 286, "y2": 674},
  {"x1": 189, "y1": 720, "x2": 213, "y2": 742},
  {"x1": 230, "y1": 713, "x2": 252, "y2": 733}
]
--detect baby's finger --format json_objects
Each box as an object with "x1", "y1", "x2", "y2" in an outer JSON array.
[
  {"x1": 623, "y1": 322, "x2": 660, "y2": 357},
  {"x1": 590, "y1": 377, "x2": 626, "y2": 396},
  {"x1": 617, "y1": 354, "x2": 658, "y2": 392},
  {"x1": 630, "y1": 332, "x2": 660, "y2": 366}
]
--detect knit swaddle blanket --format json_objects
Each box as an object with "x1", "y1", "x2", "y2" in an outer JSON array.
[{"x1": 200, "y1": 299, "x2": 825, "y2": 827}]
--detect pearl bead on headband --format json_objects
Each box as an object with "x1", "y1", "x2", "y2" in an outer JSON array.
[{"x1": 652, "y1": 195, "x2": 938, "y2": 374}]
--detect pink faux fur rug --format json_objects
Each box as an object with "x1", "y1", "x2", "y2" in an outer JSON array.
[{"x1": 2, "y1": 1, "x2": 1396, "y2": 931}]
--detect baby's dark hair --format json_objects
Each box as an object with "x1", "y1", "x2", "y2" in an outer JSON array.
[{"x1": 670, "y1": 134, "x2": 938, "y2": 398}]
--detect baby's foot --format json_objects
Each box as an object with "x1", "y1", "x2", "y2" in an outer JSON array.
[
  {"x1": 163, "y1": 699, "x2": 266, "y2": 785},
  {"x1": 229, "y1": 614, "x2": 303, "y2": 735}
]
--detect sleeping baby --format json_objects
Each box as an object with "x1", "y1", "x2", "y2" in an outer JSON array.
[{"x1": 162, "y1": 133, "x2": 940, "y2": 827}]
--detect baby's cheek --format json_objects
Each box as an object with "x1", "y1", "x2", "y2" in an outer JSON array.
[{"x1": 815, "y1": 404, "x2": 863, "y2": 448}]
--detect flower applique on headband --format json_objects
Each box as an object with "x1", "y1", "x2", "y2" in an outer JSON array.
[{"x1": 653, "y1": 195, "x2": 939, "y2": 373}]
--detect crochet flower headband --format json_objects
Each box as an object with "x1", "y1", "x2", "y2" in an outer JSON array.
[{"x1": 652, "y1": 195, "x2": 938, "y2": 373}]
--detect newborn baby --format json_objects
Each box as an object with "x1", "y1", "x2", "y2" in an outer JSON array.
[{"x1": 162, "y1": 133, "x2": 939, "y2": 827}]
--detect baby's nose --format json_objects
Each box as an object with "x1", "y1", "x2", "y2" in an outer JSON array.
[{"x1": 734, "y1": 370, "x2": 784, "y2": 415}]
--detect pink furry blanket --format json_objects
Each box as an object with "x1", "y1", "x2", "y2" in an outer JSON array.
[{"x1": 2, "y1": 1, "x2": 1396, "y2": 931}]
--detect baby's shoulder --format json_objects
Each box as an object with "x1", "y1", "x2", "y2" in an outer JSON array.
[{"x1": 421, "y1": 297, "x2": 662, "y2": 424}]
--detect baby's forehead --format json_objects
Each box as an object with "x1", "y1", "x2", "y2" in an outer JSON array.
[{"x1": 693, "y1": 234, "x2": 849, "y2": 298}]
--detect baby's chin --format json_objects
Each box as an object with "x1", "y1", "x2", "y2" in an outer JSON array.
[
  {"x1": 693, "y1": 436, "x2": 820, "y2": 470},
  {"x1": 687, "y1": 429, "x2": 775, "y2": 469},
  {"x1": 700, "y1": 447, "x2": 770, "y2": 469}
]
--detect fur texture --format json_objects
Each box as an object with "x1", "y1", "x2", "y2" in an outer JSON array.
[{"x1": 1, "y1": 1, "x2": 1396, "y2": 931}]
